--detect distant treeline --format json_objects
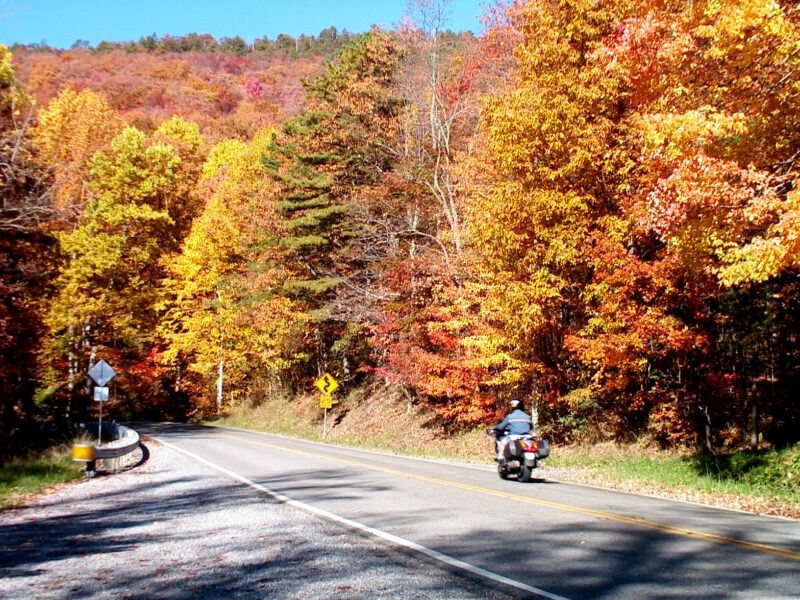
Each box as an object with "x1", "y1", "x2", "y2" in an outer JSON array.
[{"x1": 11, "y1": 27, "x2": 470, "y2": 59}]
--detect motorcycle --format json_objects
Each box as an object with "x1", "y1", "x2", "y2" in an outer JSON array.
[{"x1": 486, "y1": 428, "x2": 550, "y2": 482}]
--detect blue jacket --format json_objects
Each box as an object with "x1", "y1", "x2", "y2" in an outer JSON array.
[{"x1": 495, "y1": 409, "x2": 532, "y2": 436}]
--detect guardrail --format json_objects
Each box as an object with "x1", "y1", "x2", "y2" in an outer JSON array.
[{"x1": 72, "y1": 423, "x2": 141, "y2": 476}]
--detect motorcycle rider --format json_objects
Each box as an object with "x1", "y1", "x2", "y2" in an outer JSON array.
[{"x1": 494, "y1": 398, "x2": 533, "y2": 460}]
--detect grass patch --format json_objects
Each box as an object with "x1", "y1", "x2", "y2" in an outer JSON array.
[
  {"x1": 690, "y1": 446, "x2": 800, "y2": 500},
  {"x1": 551, "y1": 442, "x2": 800, "y2": 509},
  {"x1": 212, "y1": 395, "x2": 325, "y2": 441},
  {"x1": 0, "y1": 444, "x2": 85, "y2": 511}
]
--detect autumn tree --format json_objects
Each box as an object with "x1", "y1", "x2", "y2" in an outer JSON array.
[
  {"x1": 453, "y1": 0, "x2": 634, "y2": 436},
  {"x1": 160, "y1": 129, "x2": 306, "y2": 411},
  {"x1": 362, "y1": 6, "x2": 518, "y2": 426},
  {"x1": 0, "y1": 44, "x2": 57, "y2": 458},
  {"x1": 259, "y1": 29, "x2": 406, "y2": 387},
  {"x1": 31, "y1": 88, "x2": 124, "y2": 218},
  {"x1": 400, "y1": 0, "x2": 470, "y2": 253},
  {"x1": 41, "y1": 118, "x2": 205, "y2": 419},
  {"x1": 461, "y1": 0, "x2": 800, "y2": 447},
  {"x1": 618, "y1": 0, "x2": 800, "y2": 448}
]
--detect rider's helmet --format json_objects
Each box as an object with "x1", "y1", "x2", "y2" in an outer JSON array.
[{"x1": 510, "y1": 398, "x2": 522, "y2": 410}]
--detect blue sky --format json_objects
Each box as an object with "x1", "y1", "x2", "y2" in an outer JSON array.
[{"x1": 0, "y1": 0, "x2": 488, "y2": 48}]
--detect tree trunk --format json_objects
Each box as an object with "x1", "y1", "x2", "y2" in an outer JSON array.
[
  {"x1": 699, "y1": 404, "x2": 713, "y2": 453},
  {"x1": 217, "y1": 360, "x2": 224, "y2": 410},
  {"x1": 749, "y1": 395, "x2": 759, "y2": 451},
  {"x1": 67, "y1": 324, "x2": 77, "y2": 420},
  {"x1": 84, "y1": 341, "x2": 97, "y2": 421}
]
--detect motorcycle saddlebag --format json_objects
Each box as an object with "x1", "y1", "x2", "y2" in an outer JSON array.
[
  {"x1": 504, "y1": 440, "x2": 524, "y2": 459},
  {"x1": 535, "y1": 439, "x2": 551, "y2": 459}
]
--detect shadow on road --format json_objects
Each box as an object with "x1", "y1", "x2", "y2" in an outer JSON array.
[
  {"x1": 4, "y1": 425, "x2": 796, "y2": 600},
  {"x1": 0, "y1": 443, "x2": 506, "y2": 599}
]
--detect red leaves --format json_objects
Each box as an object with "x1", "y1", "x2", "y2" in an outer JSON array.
[
  {"x1": 370, "y1": 258, "x2": 500, "y2": 424},
  {"x1": 213, "y1": 88, "x2": 239, "y2": 114},
  {"x1": 597, "y1": 13, "x2": 693, "y2": 107},
  {"x1": 244, "y1": 78, "x2": 266, "y2": 99},
  {"x1": 644, "y1": 156, "x2": 776, "y2": 236}
]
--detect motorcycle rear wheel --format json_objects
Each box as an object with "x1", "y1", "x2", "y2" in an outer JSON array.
[{"x1": 519, "y1": 464, "x2": 533, "y2": 482}]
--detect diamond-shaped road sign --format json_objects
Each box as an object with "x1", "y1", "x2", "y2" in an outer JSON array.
[
  {"x1": 314, "y1": 373, "x2": 339, "y2": 394},
  {"x1": 88, "y1": 359, "x2": 116, "y2": 387}
]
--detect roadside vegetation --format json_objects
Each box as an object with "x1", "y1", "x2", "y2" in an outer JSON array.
[
  {"x1": 555, "y1": 443, "x2": 800, "y2": 501},
  {"x1": 209, "y1": 387, "x2": 490, "y2": 463},
  {"x1": 0, "y1": 442, "x2": 84, "y2": 510},
  {"x1": 551, "y1": 443, "x2": 800, "y2": 518}
]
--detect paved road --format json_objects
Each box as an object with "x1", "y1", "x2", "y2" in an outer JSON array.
[
  {"x1": 140, "y1": 423, "x2": 800, "y2": 600},
  {"x1": 1, "y1": 435, "x2": 507, "y2": 600}
]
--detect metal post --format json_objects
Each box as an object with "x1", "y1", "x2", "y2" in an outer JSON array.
[
  {"x1": 323, "y1": 408, "x2": 328, "y2": 439},
  {"x1": 98, "y1": 391, "x2": 103, "y2": 446}
]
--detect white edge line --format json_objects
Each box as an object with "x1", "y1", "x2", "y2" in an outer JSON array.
[{"x1": 151, "y1": 435, "x2": 573, "y2": 600}]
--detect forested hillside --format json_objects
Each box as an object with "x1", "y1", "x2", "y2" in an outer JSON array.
[
  {"x1": 2, "y1": 0, "x2": 800, "y2": 462},
  {"x1": 9, "y1": 32, "x2": 341, "y2": 141}
]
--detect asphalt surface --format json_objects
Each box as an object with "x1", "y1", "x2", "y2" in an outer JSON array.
[
  {"x1": 3, "y1": 423, "x2": 799, "y2": 599},
  {"x1": 0, "y1": 437, "x2": 512, "y2": 600},
  {"x1": 139, "y1": 423, "x2": 800, "y2": 600}
]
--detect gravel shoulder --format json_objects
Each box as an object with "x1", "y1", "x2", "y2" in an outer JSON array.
[{"x1": 0, "y1": 441, "x2": 515, "y2": 600}]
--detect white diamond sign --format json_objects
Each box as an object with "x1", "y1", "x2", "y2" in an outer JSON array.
[{"x1": 88, "y1": 359, "x2": 116, "y2": 387}]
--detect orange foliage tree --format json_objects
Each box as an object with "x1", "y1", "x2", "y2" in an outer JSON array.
[{"x1": 461, "y1": 0, "x2": 800, "y2": 447}]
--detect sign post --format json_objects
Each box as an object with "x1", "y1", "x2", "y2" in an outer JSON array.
[
  {"x1": 314, "y1": 373, "x2": 339, "y2": 439},
  {"x1": 88, "y1": 360, "x2": 116, "y2": 445}
]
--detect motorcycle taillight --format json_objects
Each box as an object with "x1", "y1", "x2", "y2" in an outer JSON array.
[{"x1": 521, "y1": 440, "x2": 538, "y2": 452}]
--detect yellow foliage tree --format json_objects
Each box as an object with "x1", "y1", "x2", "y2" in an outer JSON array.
[
  {"x1": 461, "y1": 0, "x2": 637, "y2": 409},
  {"x1": 461, "y1": 0, "x2": 800, "y2": 445},
  {"x1": 31, "y1": 88, "x2": 124, "y2": 216},
  {"x1": 160, "y1": 128, "x2": 306, "y2": 408},
  {"x1": 43, "y1": 118, "x2": 205, "y2": 416}
]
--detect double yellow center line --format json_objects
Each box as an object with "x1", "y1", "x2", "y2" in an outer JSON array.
[{"x1": 217, "y1": 432, "x2": 800, "y2": 561}]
